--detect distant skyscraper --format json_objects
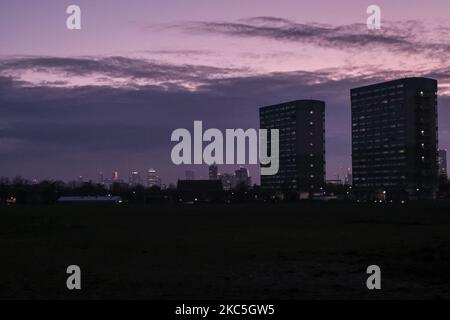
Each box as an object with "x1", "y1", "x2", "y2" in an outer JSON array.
[
  {"x1": 259, "y1": 100, "x2": 325, "y2": 193},
  {"x1": 103, "y1": 178, "x2": 113, "y2": 189},
  {"x1": 209, "y1": 164, "x2": 218, "y2": 180},
  {"x1": 351, "y1": 77, "x2": 438, "y2": 200},
  {"x1": 185, "y1": 170, "x2": 196, "y2": 181},
  {"x1": 233, "y1": 167, "x2": 251, "y2": 189},
  {"x1": 98, "y1": 172, "x2": 104, "y2": 184},
  {"x1": 147, "y1": 168, "x2": 161, "y2": 188},
  {"x1": 220, "y1": 173, "x2": 233, "y2": 191},
  {"x1": 112, "y1": 171, "x2": 119, "y2": 182},
  {"x1": 438, "y1": 149, "x2": 447, "y2": 177},
  {"x1": 344, "y1": 168, "x2": 353, "y2": 186},
  {"x1": 129, "y1": 171, "x2": 142, "y2": 186}
]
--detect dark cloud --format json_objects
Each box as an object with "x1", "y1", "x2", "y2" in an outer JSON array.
[
  {"x1": 0, "y1": 67, "x2": 351, "y2": 183},
  {"x1": 139, "y1": 49, "x2": 215, "y2": 57},
  {"x1": 0, "y1": 56, "x2": 240, "y2": 86},
  {"x1": 1, "y1": 54, "x2": 449, "y2": 183},
  {"x1": 174, "y1": 17, "x2": 450, "y2": 57}
]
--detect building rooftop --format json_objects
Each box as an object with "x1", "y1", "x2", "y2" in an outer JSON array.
[
  {"x1": 260, "y1": 99, "x2": 325, "y2": 111},
  {"x1": 350, "y1": 77, "x2": 437, "y2": 92}
]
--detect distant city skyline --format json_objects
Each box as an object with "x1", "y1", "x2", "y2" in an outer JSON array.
[
  {"x1": 63, "y1": 164, "x2": 256, "y2": 191},
  {"x1": 1, "y1": 0, "x2": 450, "y2": 184}
]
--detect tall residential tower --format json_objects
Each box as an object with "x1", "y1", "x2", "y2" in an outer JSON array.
[
  {"x1": 351, "y1": 77, "x2": 438, "y2": 200},
  {"x1": 259, "y1": 100, "x2": 325, "y2": 194}
]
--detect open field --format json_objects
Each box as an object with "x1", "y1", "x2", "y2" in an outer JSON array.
[{"x1": 1, "y1": 202, "x2": 450, "y2": 299}]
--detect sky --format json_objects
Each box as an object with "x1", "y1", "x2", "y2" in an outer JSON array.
[{"x1": 1, "y1": 0, "x2": 450, "y2": 184}]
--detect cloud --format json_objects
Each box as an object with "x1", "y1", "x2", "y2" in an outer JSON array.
[
  {"x1": 0, "y1": 67, "x2": 355, "y2": 182},
  {"x1": 173, "y1": 17, "x2": 450, "y2": 58},
  {"x1": 1, "y1": 53, "x2": 450, "y2": 183},
  {"x1": 139, "y1": 49, "x2": 215, "y2": 57},
  {"x1": 0, "y1": 56, "x2": 244, "y2": 90}
]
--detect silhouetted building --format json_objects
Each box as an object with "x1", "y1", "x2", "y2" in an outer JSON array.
[
  {"x1": 351, "y1": 77, "x2": 438, "y2": 200},
  {"x1": 177, "y1": 180, "x2": 223, "y2": 202},
  {"x1": 439, "y1": 149, "x2": 447, "y2": 178},
  {"x1": 220, "y1": 173, "x2": 233, "y2": 191},
  {"x1": 344, "y1": 168, "x2": 353, "y2": 185},
  {"x1": 129, "y1": 171, "x2": 142, "y2": 186},
  {"x1": 259, "y1": 100, "x2": 325, "y2": 194},
  {"x1": 185, "y1": 170, "x2": 196, "y2": 181},
  {"x1": 209, "y1": 164, "x2": 218, "y2": 180},
  {"x1": 112, "y1": 171, "x2": 119, "y2": 182},
  {"x1": 98, "y1": 172, "x2": 104, "y2": 184},
  {"x1": 147, "y1": 168, "x2": 161, "y2": 188},
  {"x1": 233, "y1": 167, "x2": 251, "y2": 189},
  {"x1": 102, "y1": 178, "x2": 113, "y2": 190}
]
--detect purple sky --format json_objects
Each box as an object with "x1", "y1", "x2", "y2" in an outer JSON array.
[{"x1": 1, "y1": 0, "x2": 450, "y2": 184}]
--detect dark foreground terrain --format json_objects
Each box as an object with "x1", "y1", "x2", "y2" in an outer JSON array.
[{"x1": 1, "y1": 202, "x2": 450, "y2": 299}]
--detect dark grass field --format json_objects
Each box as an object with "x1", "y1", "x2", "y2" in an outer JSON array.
[{"x1": 1, "y1": 202, "x2": 450, "y2": 300}]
